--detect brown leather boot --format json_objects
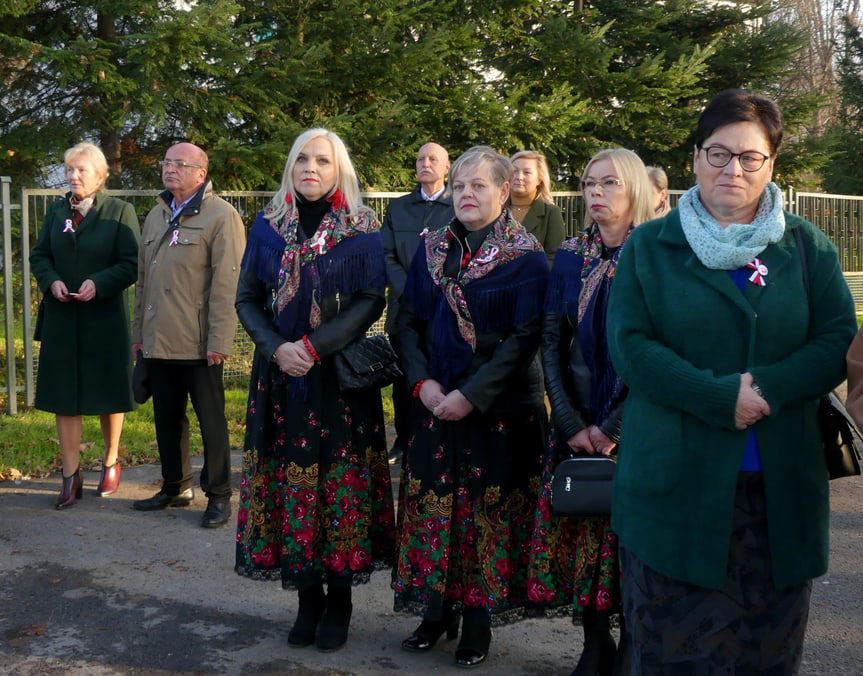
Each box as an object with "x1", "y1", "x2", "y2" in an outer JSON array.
[
  {"x1": 55, "y1": 468, "x2": 83, "y2": 510},
  {"x1": 96, "y1": 461, "x2": 121, "y2": 497}
]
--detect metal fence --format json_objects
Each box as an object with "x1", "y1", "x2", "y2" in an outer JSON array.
[{"x1": 1, "y1": 182, "x2": 861, "y2": 414}]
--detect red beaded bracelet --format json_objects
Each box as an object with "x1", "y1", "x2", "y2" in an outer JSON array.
[
  {"x1": 412, "y1": 379, "x2": 428, "y2": 399},
  {"x1": 302, "y1": 335, "x2": 321, "y2": 363}
]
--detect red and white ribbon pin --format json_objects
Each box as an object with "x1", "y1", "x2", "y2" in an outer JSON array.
[{"x1": 746, "y1": 258, "x2": 768, "y2": 286}]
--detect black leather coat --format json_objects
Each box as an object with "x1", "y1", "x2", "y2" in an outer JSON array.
[{"x1": 541, "y1": 309, "x2": 624, "y2": 445}]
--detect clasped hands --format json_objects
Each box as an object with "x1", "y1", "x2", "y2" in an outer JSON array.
[
  {"x1": 417, "y1": 379, "x2": 474, "y2": 421},
  {"x1": 735, "y1": 371, "x2": 771, "y2": 430},
  {"x1": 50, "y1": 278, "x2": 96, "y2": 302},
  {"x1": 567, "y1": 426, "x2": 616, "y2": 456},
  {"x1": 273, "y1": 340, "x2": 315, "y2": 377}
]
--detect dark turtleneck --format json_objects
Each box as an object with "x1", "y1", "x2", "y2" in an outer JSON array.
[{"x1": 296, "y1": 194, "x2": 331, "y2": 240}]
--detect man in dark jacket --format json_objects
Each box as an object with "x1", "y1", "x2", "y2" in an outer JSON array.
[
  {"x1": 382, "y1": 142, "x2": 454, "y2": 462},
  {"x1": 131, "y1": 142, "x2": 245, "y2": 528}
]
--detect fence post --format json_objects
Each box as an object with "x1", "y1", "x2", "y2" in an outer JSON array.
[
  {"x1": 21, "y1": 188, "x2": 34, "y2": 408},
  {"x1": 1, "y1": 177, "x2": 16, "y2": 415},
  {"x1": 785, "y1": 186, "x2": 797, "y2": 215}
]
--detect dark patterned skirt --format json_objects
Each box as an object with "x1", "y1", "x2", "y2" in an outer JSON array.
[
  {"x1": 622, "y1": 472, "x2": 811, "y2": 675},
  {"x1": 235, "y1": 358, "x2": 395, "y2": 590},
  {"x1": 392, "y1": 402, "x2": 547, "y2": 625},
  {"x1": 525, "y1": 431, "x2": 622, "y2": 626}
]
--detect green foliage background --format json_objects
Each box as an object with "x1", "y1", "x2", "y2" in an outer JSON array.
[{"x1": 0, "y1": 0, "x2": 847, "y2": 194}]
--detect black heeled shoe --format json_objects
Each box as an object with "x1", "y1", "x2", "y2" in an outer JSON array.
[
  {"x1": 402, "y1": 609, "x2": 461, "y2": 652},
  {"x1": 288, "y1": 584, "x2": 325, "y2": 648},
  {"x1": 455, "y1": 621, "x2": 492, "y2": 669},
  {"x1": 571, "y1": 630, "x2": 617, "y2": 676},
  {"x1": 316, "y1": 587, "x2": 352, "y2": 652},
  {"x1": 55, "y1": 467, "x2": 83, "y2": 510}
]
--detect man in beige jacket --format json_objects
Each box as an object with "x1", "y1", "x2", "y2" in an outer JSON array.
[{"x1": 131, "y1": 142, "x2": 245, "y2": 528}]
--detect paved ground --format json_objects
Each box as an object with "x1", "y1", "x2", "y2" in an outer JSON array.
[{"x1": 0, "y1": 450, "x2": 861, "y2": 675}]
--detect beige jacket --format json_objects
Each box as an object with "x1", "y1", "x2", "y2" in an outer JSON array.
[{"x1": 132, "y1": 181, "x2": 245, "y2": 359}]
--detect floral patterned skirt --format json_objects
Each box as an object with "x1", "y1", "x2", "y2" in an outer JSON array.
[
  {"x1": 525, "y1": 431, "x2": 622, "y2": 625},
  {"x1": 235, "y1": 358, "x2": 395, "y2": 590},
  {"x1": 392, "y1": 402, "x2": 547, "y2": 624}
]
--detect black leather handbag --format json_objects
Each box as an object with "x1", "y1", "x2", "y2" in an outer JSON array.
[
  {"x1": 333, "y1": 334, "x2": 403, "y2": 393},
  {"x1": 550, "y1": 455, "x2": 616, "y2": 517},
  {"x1": 820, "y1": 391, "x2": 863, "y2": 480}
]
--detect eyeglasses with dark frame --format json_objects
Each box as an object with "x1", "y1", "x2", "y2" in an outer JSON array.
[
  {"x1": 580, "y1": 178, "x2": 625, "y2": 192},
  {"x1": 698, "y1": 146, "x2": 770, "y2": 172},
  {"x1": 158, "y1": 160, "x2": 203, "y2": 170}
]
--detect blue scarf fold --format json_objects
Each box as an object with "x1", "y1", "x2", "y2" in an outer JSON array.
[
  {"x1": 243, "y1": 212, "x2": 386, "y2": 341},
  {"x1": 405, "y1": 230, "x2": 548, "y2": 389},
  {"x1": 545, "y1": 226, "x2": 629, "y2": 423}
]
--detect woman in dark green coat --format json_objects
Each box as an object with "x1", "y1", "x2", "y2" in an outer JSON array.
[
  {"x1": 30, "y1": 142, "x2": 140, "y2": 509},
  {"x1": 607, "y1": 90, "x2": 857, "y2": 673}
]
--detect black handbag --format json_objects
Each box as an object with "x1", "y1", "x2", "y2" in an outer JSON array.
[
  {"x1": 333, "y1": 334, "x2": 403, "y2": 393},
  {"x1": 132, "y1": 350, "x2": 152, "y2": 404},
  {"x1": 550, "y1": 455, "x2": 616, "y2": 517},
  {"x1": 819, "y1": 391, "x2": 863, "y2": 480}
]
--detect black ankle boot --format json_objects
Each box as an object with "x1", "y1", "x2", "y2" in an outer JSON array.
[
  {"x1": 455, "y1": 608, "x2": 491, "y2": 669},
  {"x1": 288, "y1": 584, "x2": 325, "y2": 648},
  {"x1": 317, "y1": 586, "x2": 352, "y2": 652},
  {"x1": 571, "y1": 625, "x2": 616, "y2": 676},
  {"x1": 402, "y1": 604, "x2": 461, "y2": 652}
]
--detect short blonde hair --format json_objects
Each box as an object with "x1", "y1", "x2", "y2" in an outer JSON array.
[
  {"x1": 64, "y1": 142, "x2": 108, "y2": 190},
  {"x1": 449, "y1": 145, "x2": 513, "y2": 188},
  {"x1": 582, "y1": 148, "x2": 654, "y2": 230},
  {"x1": 646, "y1": 166, "x2": 668, "y2": 192},
  {"x1": 510, "y1": 150, "x2": 554, "y2": 204},
  {"x1": 267, "y1": 128, "x2": 366, "y2": 221}
]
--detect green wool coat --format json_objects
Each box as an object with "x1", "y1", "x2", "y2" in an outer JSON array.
[
  {"x1": 607, "y1": 210, "x2": 857, "y2": 590},
  {"x1": 30, "y1": 193, "x2": 140, "y2": 415}
]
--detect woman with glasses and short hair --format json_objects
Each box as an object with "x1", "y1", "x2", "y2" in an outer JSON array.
[
  {"x1": 606, "y1": 89, "x2": 857, "y2": 673},
  {"x1": 526, "y1": 147, "x2": 653, "y2": 676}
]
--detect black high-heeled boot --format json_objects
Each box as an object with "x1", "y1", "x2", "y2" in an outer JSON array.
[
  {"x1": 455, "y1": 607, "x2": 492, "y2": 669},
  {"x1": 571, "y1": 607, "x2": 617, "y2": 676},
  {"x1": 612, "y1": 621, "x2": 631, "y2": 676},
  {"x1": 316, "y1": 585, "x2": 352, "y2": 652},
  {"x1": 402, "y1": 602, "x2": 461, "y2": 652},
  {"x1": 55, "y1": 467, "x2": 83, "y2": 510},
  {"x1": 288, "y1": 584, "x2": 325, "y2": 648}
]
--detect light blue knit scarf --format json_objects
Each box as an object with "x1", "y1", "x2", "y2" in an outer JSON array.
[{"x1": 678, "y1": 182, "x2": 786, "y2": 270}]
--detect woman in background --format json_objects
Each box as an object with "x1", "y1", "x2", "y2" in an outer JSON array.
[
  {"x1": 509, "y1": 150, "x2": 566, "y2": 264},
  {"x1": 646, "y1": 165, "x2": 671, "y2": 217},
  {"x1": 527, "y1": 148, "x2": 654, "y2": 676},
  {"x1": 30, "y1": 142, "x2": 140, "y2": 508},
  {"x1": 234, "y1": 128, "x2": 395, "y2": 653}
]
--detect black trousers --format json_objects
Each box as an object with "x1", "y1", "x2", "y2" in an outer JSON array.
[
  {"x1": 388, "y1": 334, "x2": 411, "y2": 454},
  {"x1": 147, "y1": 359, "x2": 232, "y2": 499}
]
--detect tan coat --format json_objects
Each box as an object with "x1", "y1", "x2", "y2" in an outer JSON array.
[{"x1": 132, "y1": 181, "x2": 245, "y2": 359}]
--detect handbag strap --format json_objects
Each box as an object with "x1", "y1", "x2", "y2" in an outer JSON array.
[{"x1": 792, "y1": 225, "x2": 810, "y2": 302}]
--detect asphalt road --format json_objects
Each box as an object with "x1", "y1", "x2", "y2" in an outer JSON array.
[{"x1": 0, "y1": 450, "x2": 861, "y2": 675}]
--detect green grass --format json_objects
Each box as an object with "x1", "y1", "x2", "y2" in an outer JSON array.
[{"x1": 0, "y1": 381, "x2": 394, "y2": 481}]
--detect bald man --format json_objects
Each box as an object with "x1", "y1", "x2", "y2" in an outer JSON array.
[
  {"x1": 131, "y1": 142, "x2": 245, "y2": 528},
  {"x1": 382, "y1": 142, "x2": 455, "y2": 463}
]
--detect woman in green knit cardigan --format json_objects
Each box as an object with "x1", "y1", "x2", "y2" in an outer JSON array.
[{"x1": 607, "y1": 90, "x2": 857, "y2": 673}]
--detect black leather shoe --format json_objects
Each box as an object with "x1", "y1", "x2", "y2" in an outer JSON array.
[
  {"x1": 402, "y1": 610, "x2": 461, "y2": 652},
  {"x1": 201, "y1": 499, "x2": 231, "y2": 528},
  {"x1": 455, "y1": 623, "x2": 491, "y2": 669},
  {"x1": 132, "y1": 488, "x2": 194, "y2": 511}
]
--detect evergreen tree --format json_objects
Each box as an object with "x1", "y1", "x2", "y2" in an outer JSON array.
[{"x1": 822, "y1": 14, "x2": 863, "y2": 195}]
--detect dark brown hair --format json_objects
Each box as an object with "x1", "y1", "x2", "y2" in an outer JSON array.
[{"x1": 694, "y1": 89, "x2": 784, "y2": 156}]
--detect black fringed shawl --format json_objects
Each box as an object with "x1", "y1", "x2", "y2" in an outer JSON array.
[
  {"x1": 241, "y1": 200, "x2": 386, "y2": 343},
  {"x1": 405, "y1": 210, "x2": 549, "y2": 388}
]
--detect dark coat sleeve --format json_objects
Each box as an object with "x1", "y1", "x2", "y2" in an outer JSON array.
[{"x1": 542, "y1": 310, "x2": 587, "y2": 441}]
